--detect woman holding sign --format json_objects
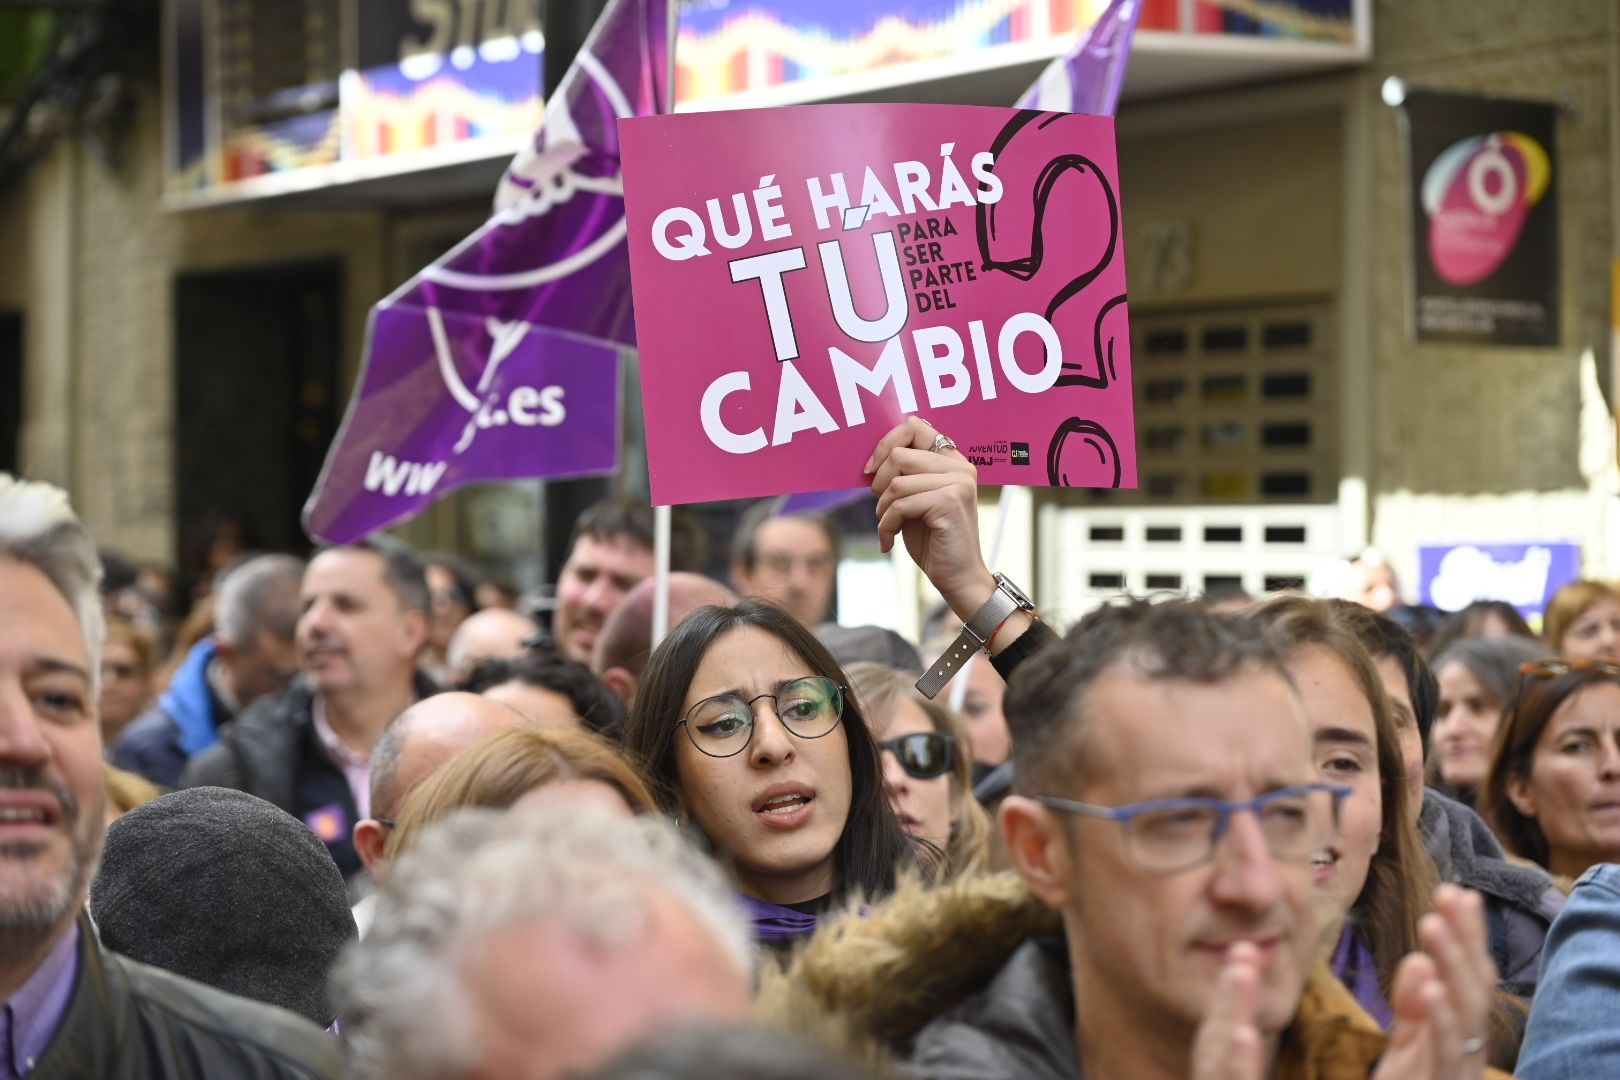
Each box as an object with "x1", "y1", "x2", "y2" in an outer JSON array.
[{"x1": 626, "y1": 600, "x2": 922, "y2": 947}]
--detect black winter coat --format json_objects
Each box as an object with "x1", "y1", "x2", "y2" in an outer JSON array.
[{"x1": 180, "y1": 674, "x2": 438, "y2": 879}]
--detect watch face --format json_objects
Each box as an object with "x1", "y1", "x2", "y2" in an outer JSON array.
[{"x1": 995, "y1": 573, "x2": 1034, "y2": 609}]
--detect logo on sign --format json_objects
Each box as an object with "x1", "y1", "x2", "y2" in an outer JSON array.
[
  {"x1": 304, "y1": 802, "x2": 349, "y2": 845},
  {"x1": 433, "y1": 314, "x2": 568, "y2": 455},
  {"x1": 1428, "y1": 545, "x2": 1553, "y2": 612},
  {"x1": 1421, "y1": 131, "x2": 1551, "y2": 286},
  {"x1": 360, "y1": 314, "x2": 569, "y2": 500},
  {"x1": 1011, "y1": 442, "x2": 1030, "y2": 465}
]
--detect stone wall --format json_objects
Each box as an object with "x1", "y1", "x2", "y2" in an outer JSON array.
[
  {"x1": 0, "y1": 80, "x2": 387, "y2": 564},
  {"x1": 3, "y1": 3, "x2": 1615, "y2": 595},
  {"x1": 1366, "y1": 0, "x2": 1619, "y2": 584}
]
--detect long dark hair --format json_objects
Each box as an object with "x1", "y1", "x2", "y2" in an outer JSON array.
[
  {"x1": 1254, "y1": 596, "x2": 1524, "y2": 1067},
  {"x1": 1429, "y1": 636, "x2": 1551, "y2": 799},
  {"x1": 1482, "y1": 663, "x2": 1620, "y2": 870},
  {"x1": 625, "y1": 600, "x2": 918, "y2": 902},
  {"x1": 1244, "y1": 597, "x2": 1437, "y2": 1001}
]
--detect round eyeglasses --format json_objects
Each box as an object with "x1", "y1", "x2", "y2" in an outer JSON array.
[
  {"x1": 1032, "y1": 783, "x2": 1350, "y2": 874},
  {"x1": 677, "y1": 676, "x2": 845, "y2": 758},
  {"x1": 878, "y1": 732, "x2": 955, "y2": 780}
]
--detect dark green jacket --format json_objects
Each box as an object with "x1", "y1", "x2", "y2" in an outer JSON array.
[{"x1": 31, "y1": 916, "x2": 344, "y2": 1079}]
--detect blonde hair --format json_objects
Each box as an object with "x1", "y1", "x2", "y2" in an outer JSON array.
[
  {"x1": 104, "y1": 763, "x2": 162, "y2": 818},
  {"x1": 1543, "y1": 579, "x2": 1620, "y2": 655},
  {"x1": 385, "y1": 725, "x2": 658, "y2": 861},
  {"x1": 845, "y1": 661, "x2": 991, "y2": 878}
]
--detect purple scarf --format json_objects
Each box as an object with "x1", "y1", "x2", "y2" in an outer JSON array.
[
  {"x1": 739, "y1": 895, "x2": 822, "y2": 943},
  {"x1": 1330, "y1": 924, "x2": 1394, "y2": 1028}
]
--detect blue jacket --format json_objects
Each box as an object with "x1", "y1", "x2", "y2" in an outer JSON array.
[
  {"x1": 111, "y1": 638, "x2": 229, "y2": 789},
  {"x1": 1517, "y1": 864, "x2": 1620, "y2": 1079}
]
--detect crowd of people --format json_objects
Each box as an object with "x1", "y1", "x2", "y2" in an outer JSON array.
[{"x1": 4, "y1": 416, "x2": 1620, "y2": 1078}]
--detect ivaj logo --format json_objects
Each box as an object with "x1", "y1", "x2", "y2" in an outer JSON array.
[
  {"x1": 1421, "y1": 131, "x2": 1551, "y2": 286},
  {"x1": 1011, "y1": 442, "x2": 1030, "y2": 465}
]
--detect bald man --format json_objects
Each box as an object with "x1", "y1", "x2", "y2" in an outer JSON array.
[
  {"x1": 444, "y1": 607, "x2": 539, "y2": 687},
  {"x1": 592, "y1": 573, "x2": 737, "y2": 705},
  {"x1": 352, "y1": 692, "x2": 529, "y2": 887}
]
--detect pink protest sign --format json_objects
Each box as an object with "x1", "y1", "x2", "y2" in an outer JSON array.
[{"x1": 620, "y1": 103, "x2": 1136, "y2": 506}]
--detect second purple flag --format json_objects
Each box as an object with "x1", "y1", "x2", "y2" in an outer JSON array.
[{"x1": 304, "y1": 0, "x2": 671, "y2": 545}]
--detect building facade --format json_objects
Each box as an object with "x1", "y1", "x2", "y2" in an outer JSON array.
[{"x1": 0, "y1": 0, "x2": 1614, "y2": 624}]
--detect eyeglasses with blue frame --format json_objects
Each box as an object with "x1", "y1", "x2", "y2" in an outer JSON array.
[{"x1": 1031, "y1": 783, "x2": 1351, "y2": 873}]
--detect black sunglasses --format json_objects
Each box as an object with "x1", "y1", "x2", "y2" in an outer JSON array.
[{"x1": 878, "y1": 732, "x2": 955, "y2": 780}]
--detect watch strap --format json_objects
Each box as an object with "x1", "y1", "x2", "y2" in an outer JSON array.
[{"x1": 916, "y1": 585, "x2": 1019, "y2": 699}]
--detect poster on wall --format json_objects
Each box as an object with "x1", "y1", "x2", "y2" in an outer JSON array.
[
  {"x1": 619, "y1": 103, "x2": 1137, "y2": 506},
  {"x1": 1418, "y1": 540, "x2": 1580, "y2": 618},
  {"x1": 1400, "y1": 90, "x2": 1559, "y2": 347}
]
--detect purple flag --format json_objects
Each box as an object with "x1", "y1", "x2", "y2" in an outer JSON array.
[
  {"x1": 303, "y1": 0, "x2": 672, "y2": 544},
  {"x1": 780, "y1": 488, "x2": 869, "y2": 515},
  {"x1": 1017, "y1": 0, "x2": 1142, "y2": 115}
]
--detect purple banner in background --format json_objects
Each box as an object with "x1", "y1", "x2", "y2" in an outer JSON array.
[
  {"x1": 781, "y1": 488, "x2": 869, "y2": 514},
  {"x1": 1017, "y1": 0, "x2": 1141, "y2": 115},
  {"x1": 1419, "y1": 541, "x2": 1581, "y2": 617},
  {"x1": 304, "y1": 0, "x2": 670, "y2": 543}
]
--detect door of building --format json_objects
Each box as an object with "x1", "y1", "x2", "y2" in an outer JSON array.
[{"x1": 173, "y1": 260, "x2": 341, "y2": 595}]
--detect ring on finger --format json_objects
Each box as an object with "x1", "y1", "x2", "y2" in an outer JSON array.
[
  {"x1": 1460, "y1": 1036, "x2": 1487, "y2": 1055},
  {"x1": 930, "y1": 433, "x2": 958, "y2": 454}
]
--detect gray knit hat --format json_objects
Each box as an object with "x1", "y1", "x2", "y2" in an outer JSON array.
[{"x1": 89, "y1": 786, "x2": 356, "y2": 1026}]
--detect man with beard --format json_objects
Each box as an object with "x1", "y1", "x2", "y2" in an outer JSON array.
[
  {"x1": 0, "y1": 474, "x2": 341, "y2": 1077},
  {"x1": 550, "y1": 500, "x2": 703, "y2": 665},
  {"x1": 184, "y1": 537, "x2": 435, "y2": 880}
]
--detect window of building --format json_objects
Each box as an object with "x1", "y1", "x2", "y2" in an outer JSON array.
[{"x1": 1124, "y1": 301, "x2": 1338, "y2": 506}]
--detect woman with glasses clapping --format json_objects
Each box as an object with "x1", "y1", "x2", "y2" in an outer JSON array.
[
  {"x1": 625, "y1": 600, "x2": 922, "y2": 949},
  {"x1": 1481, "y1": 659, "x2": 1620, "y2": 881},
  {"x1": 845, "y1": 662, "x2": 991, "y2": 879}
]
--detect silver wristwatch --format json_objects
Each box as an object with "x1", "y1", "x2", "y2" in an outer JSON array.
[{"x1": 916, "y1": 573, "x2": 1036, "y2": 699}]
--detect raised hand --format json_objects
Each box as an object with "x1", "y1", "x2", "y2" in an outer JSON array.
[
  {"x1": 1191, "y1": 942, "x2": 1266, "y2": 1080},
  {"x1": 866, "y1": 417, "x2": 995, "y2": 616},
  {"x1": 1375, "y1": 885, "x2": 1493, "y2": 1080}
]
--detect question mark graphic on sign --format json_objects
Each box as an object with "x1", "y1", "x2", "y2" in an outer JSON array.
[
  {"x1": 974, "y1": 110, "x2": 1129, "y2": 391},
  {"x1": 1047, "y1": 417, "x2": 1122, "y2": 488}
]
